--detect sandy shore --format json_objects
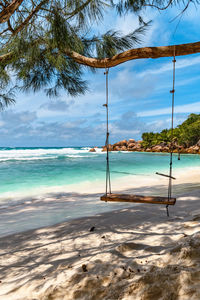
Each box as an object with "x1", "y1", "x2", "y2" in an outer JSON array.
[
  {"x1": 0, "y1": 173, "x2": 200, "y2": 299},
  {"x1": 0, "y1": 166, "x2": 200, "y2": 237}
]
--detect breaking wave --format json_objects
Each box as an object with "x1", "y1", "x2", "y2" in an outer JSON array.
[{"x1": 0, "y1": 147, "x2": 101, "y2": 162}]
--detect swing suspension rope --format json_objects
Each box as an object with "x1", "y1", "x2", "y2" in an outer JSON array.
[
  {"x1": 166, "y1": 48, "x2": 176, "y2": 217},
  {"x1": 102, "y1": 53, "x2": 176, "y2": 213},
  {"x1": 104, "y1": 68, "x2": 111, "y2": 195}
]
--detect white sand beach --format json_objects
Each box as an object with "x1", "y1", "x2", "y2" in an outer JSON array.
[{"x1": 0, "y1": 169, "x2": 200, "y2": 300}]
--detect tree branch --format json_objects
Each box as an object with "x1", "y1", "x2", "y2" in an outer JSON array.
[
  {"x1": 0, "y1": 52, "x2": 13, "y2": 63},
  {"x1": 12, "y1": 0, "x2": 48, "y2": 35},
  {"x1": 1, "y1": 41, "x2": 200, "y2": 68},
  {"x1": 0, "y1": 0, "x2": 24, "y2": 23},
  {"x1": 66, "y1": 0, "x2": 93, "y2": 19},
  {"x1": 7, "y1": 19, "x2": 15, "y2": 33},
  {"x1": 64, "y1": 41, "x2": 200, "y2": 68},
  {"x1": 144, "y1": 0, "x2": 173, "y2": 10}
]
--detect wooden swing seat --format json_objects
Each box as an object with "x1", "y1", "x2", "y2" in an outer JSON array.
[{"x1": 100, "y1": 193, "x2": 176, "y2": 205}]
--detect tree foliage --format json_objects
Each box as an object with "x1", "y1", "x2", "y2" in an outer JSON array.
[
  {"x1": 0, "y1": 0, "x2": 152, "y2": 108},
  {"x1": 142, "y1": 114, "x2": 200, "y2": 148},
  {"x1": 0, "y1": 0, "x2": 198, "y2": 108}
]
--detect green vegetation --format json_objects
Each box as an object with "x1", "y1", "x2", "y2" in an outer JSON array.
[
  {"x1": 0, "y1": 0, "x2": 197, "y2": 108},
  {"x1": 0, "y1": 0, "x2": 151, "y2": 108},
  {"x1": 142, "y1": 114, "x2": 200, "y2": 149}
]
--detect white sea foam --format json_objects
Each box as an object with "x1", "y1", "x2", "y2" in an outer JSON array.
[
  {"x1": 95, "y1": 148, "x2": 104, "y2": 153},
  {"x1": 66, "y1": 155, "x2": 92, "y2": 158},
  {"x1": 81, "y1": 147, "x2": 91, "y2": 151},
  {"x1": 0, "y1": 156, "x2": 57, "y2": 162},
  {"x1": 0, "y1": 147, "x2": 103, "y2": 161}
]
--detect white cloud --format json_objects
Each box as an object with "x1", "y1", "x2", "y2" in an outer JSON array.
[
  {"x1": 0, "y1": 110, "x2": 37, "y2": 126},
  {"x1": 113, "y1": 9, "x2": 170, "y2": 47},
  {"x1": 138, "y1": 55, "x2": 200, "y2": 77},
  {"x1": 109, "y1": 68, "x2": 157, "y2": 101},
  {"x1": 146, "y1": 115, "x2": 186, "y2": 132},
  {"x1": 138, "y1": 101, "x2": 200, "y2": 117},
  {"x1": 40, "y1": 99, "x2": 75, "y2": 112},
  {"x1": 114, "y1": 14, "x2": 139, "y2": 35}
]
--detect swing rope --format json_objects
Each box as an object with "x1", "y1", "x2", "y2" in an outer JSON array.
[
  {"x1": 167, "y1": 47, "x2": 176, "y2": 217},
  {"x1": 103, "y1": 68, "x2": 111, "y2": 195},
  {"x1": 102, "y1": 56, "x2": 177, "y2": 211}
]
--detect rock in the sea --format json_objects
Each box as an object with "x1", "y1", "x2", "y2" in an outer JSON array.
[
  {"x1": 113, "y1": 146, "x2": 121, "y2": 151},
  {"x1": 89, "y1": 148, "x2": 96, "y2": 152},
  {"x1": 98, "y1": 138, "x2": 200, "y2": 154},
  {"x1": 127, "y1": 143, "x2": 135, "y2": 150},
  {"x1": 187, "y1": 147, "x2": 196, "y2": 154},
  {"x1": 102, "y1": 144, "x2": 113, "y2": 152},
  {"x1": 116, "y1": 139, "x2": 127, "y2": 146},
  {"x1": 189, "y1": 145, "x2": 199, "y2": 153},
  {"x1": 128, "y1": 139, "x2": 135, "y2": 144},
  {"x1": 193, "y1": 145, "x2": 199, "y2": 152},
  {"x1": 121, "y1": 146, "x2": 127, "y2": 151},
  {"x1": 162, "y1": 146, "x2": 170, "y2": 152},
  {"x1": 132, "y1": 142, "x2": 143, "y2": 151},
  {"x1": 151, "y1": 145, "x2": 163, "y2": 152},
  {"x1": 113, "y1": 144, "x2": 119, "y2": 150}
]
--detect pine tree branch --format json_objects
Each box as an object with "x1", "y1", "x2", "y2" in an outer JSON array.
[
  {"x1": 12, "y1": 0, "x2": 48, "y2": 35},
  {"x1": 144, "y1": 0, "x2": 173, "y2": 10},
  {"x1": 7, "y1": 19, "x2": 15, "y2": 33},
  {"x1": 0, "y1": 0, "x2": 24, "y2": 23},
  {"x1": 66, "y1": 0, "x2": 95, "y2": 19},
  {"x1": 64, "y1": 41, "x2": 200, "y2": 68},
  {"x1": 1, "y1": 41, "x2": 200, "y2": 68},
  {"x1": 0, "y1": 52, "x2": 13, "y2": 63}
]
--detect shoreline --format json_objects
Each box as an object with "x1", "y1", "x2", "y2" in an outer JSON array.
[
  {"x1": 0, "y1": 165, "x2": 200, "y2": 238},
  {"x1": 0, "y1": 163, "x2": 200, "y2": 201},
  {"x1": 1, "y1": 182, "x2": 200, "y2": 240},
  {"x1": 1, "y1": 186, "x2": 200, "y2": 299}
]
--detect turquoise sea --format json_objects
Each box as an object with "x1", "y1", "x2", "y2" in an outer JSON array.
[{"x1": 0, "y1": 147, "x2": 200, "y2": 236}]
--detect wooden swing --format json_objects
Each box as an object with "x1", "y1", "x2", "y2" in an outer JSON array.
[
  {"x1": 101, "y1": 194, "x2": 176, "y2": 205},
  {"x1": 100, "y1": 49, "x2": 177, "y2": 215}
]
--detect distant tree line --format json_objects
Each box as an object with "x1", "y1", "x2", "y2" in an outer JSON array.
[{"x1": 142, "y1": 114, "x2": 200, "y2": 149}]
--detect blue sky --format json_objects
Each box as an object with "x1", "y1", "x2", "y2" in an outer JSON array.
[{"x1": 0, "y1": 4, "x2": 200, "y2": 147}]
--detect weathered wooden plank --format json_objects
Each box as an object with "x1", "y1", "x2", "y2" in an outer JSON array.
[{"x1": 100, "y1": 193, "x2": 176, "y2": 205}]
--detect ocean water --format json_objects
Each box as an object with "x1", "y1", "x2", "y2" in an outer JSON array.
[
  {"x1": 1, "y1": 146, "x2": 200, "y2": 200},
  {"x1": 0, "y1": 147, "x2": 200, "y2": 236}
]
